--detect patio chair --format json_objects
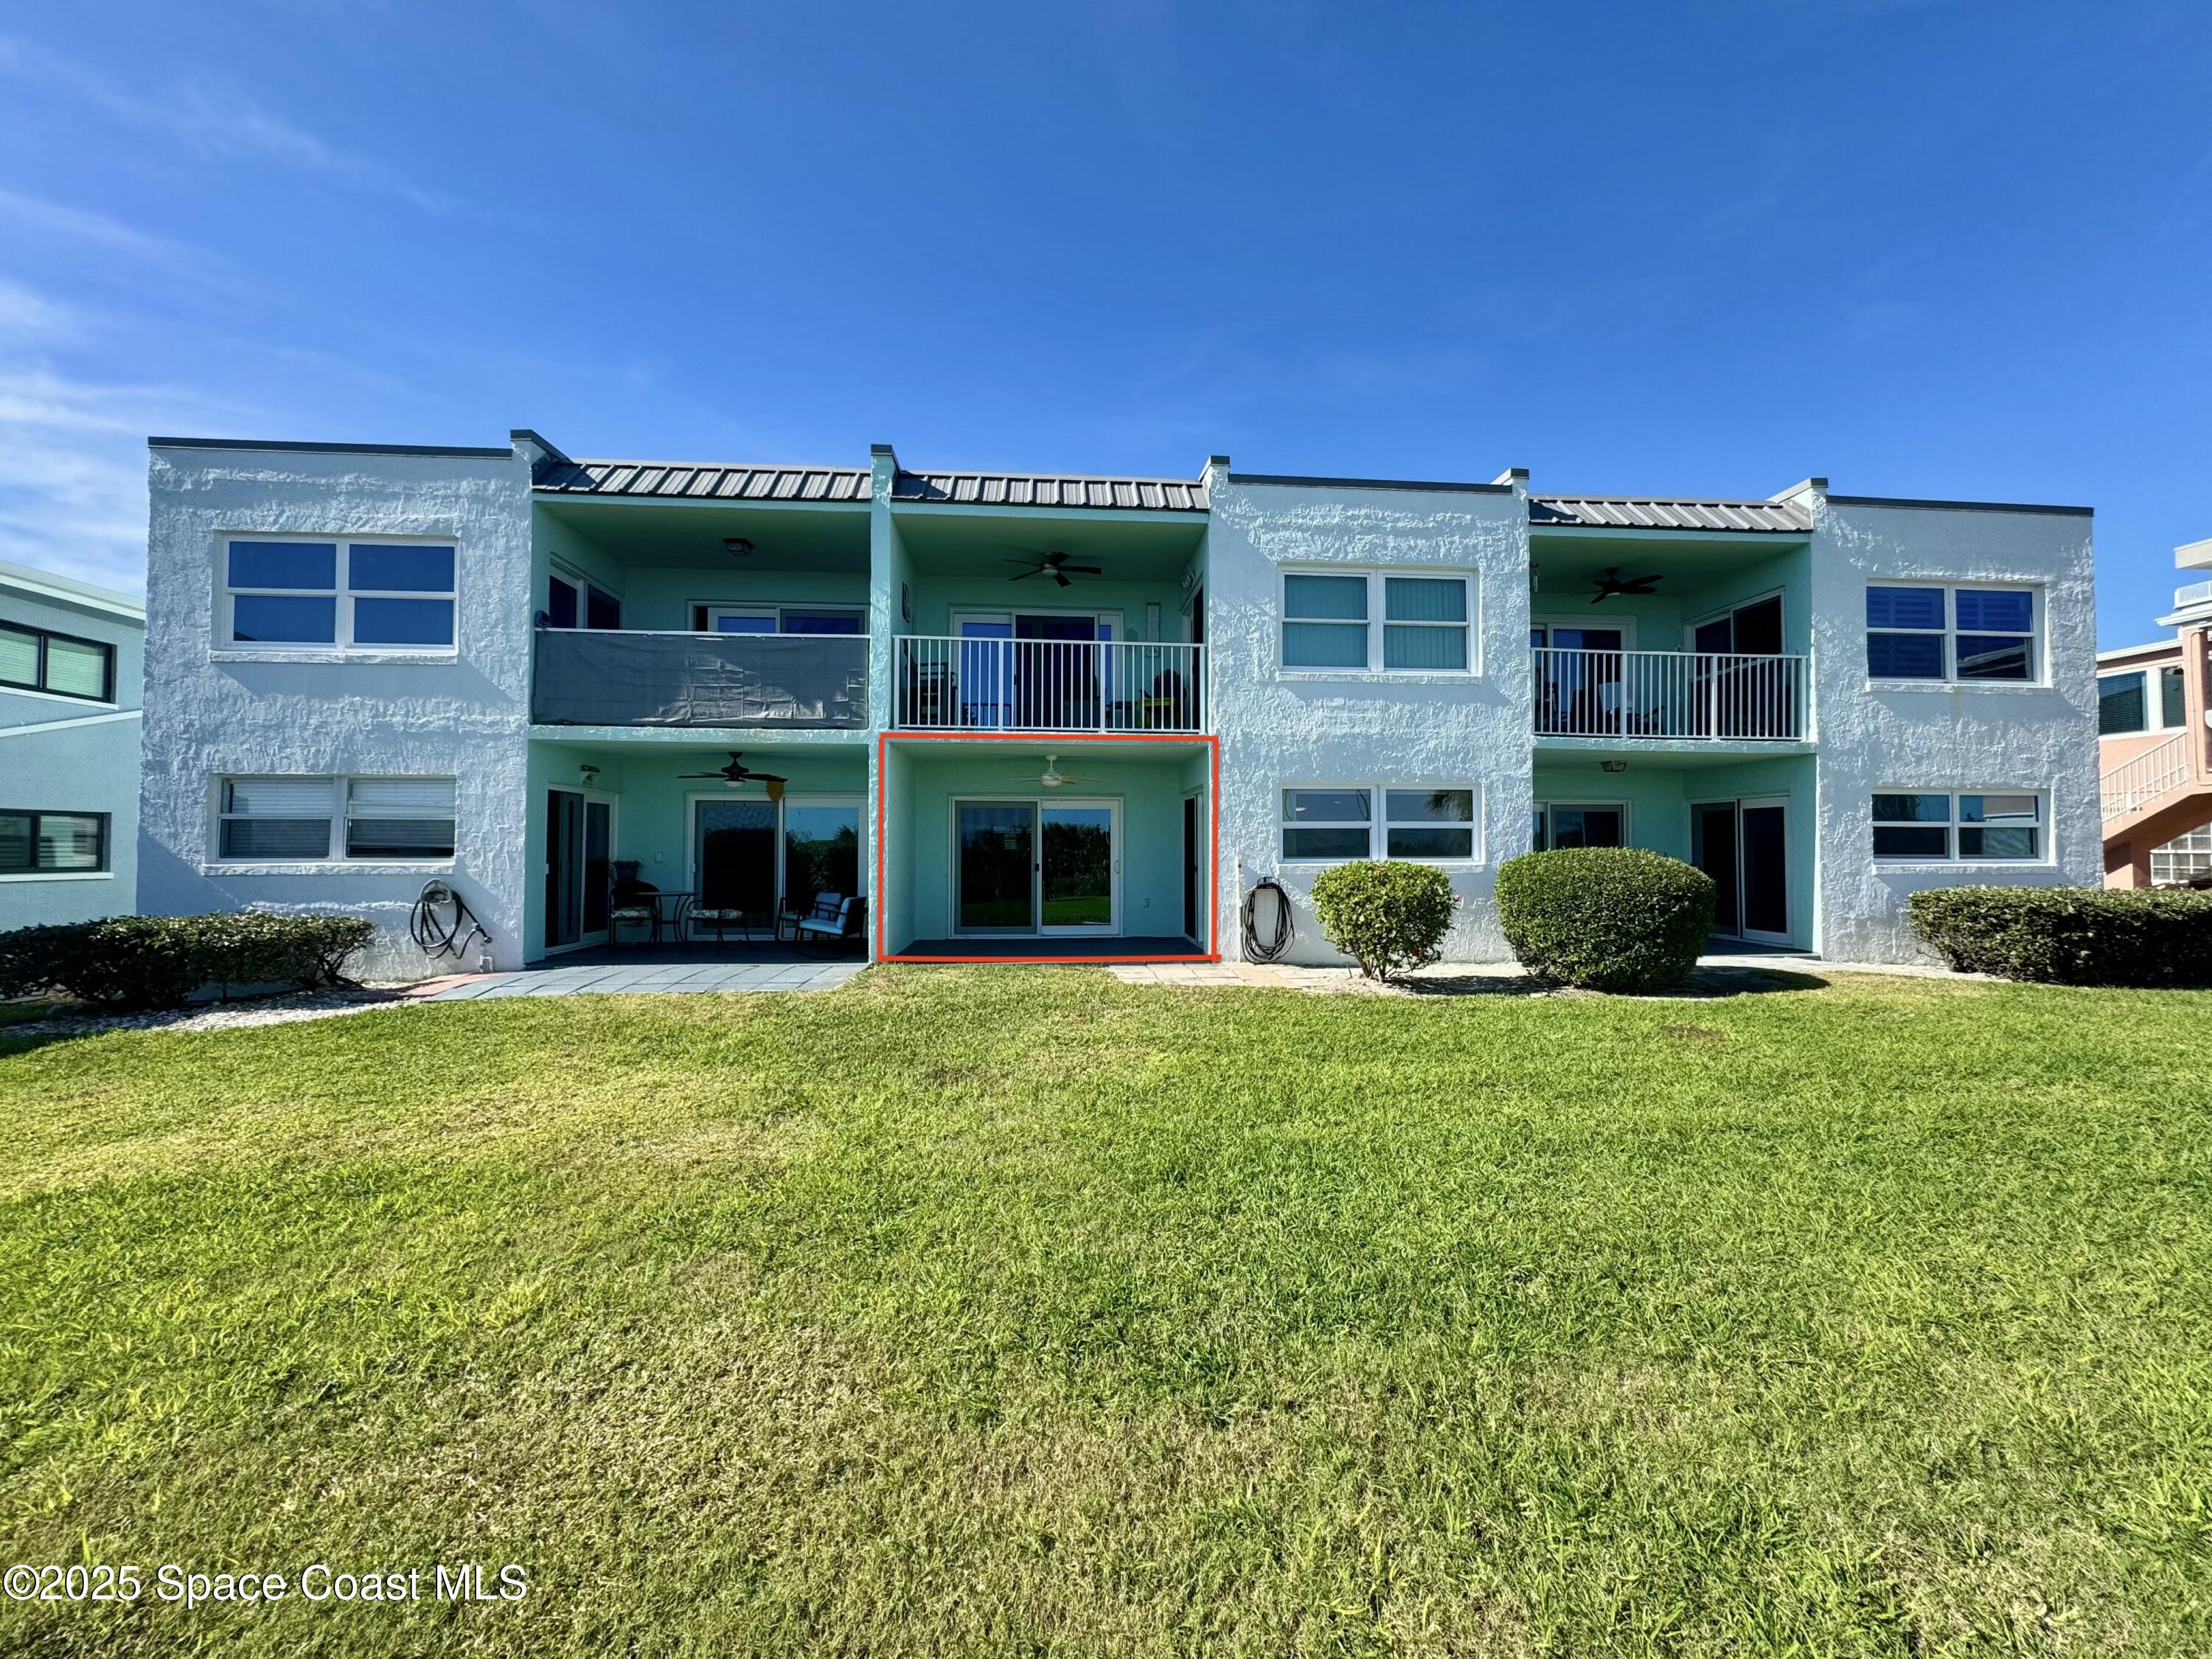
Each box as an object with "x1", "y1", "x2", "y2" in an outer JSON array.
[
  {"x1": 687, "y1": 904, "x2": 753, "y2": 952},
  {"x1": 796, "y1": 894, "x2": 867, "y2": 956},
  {"x1": 608, "y1": 874, "x2": 661, "y2": 950}
]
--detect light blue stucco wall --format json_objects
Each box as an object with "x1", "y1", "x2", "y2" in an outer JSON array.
[
  {"x1": 139, "y1": 442, "x2": 535, "y2": 975},
  {"x1": 1208, "y1": 467, "x2": 1532, "y2": 964},
  {"x1": 0, "y1": 563, "x2": 145, "y2": 928},
  {"x1": 1806, "y1": 489, "x2": 2100, "y2": 961}
]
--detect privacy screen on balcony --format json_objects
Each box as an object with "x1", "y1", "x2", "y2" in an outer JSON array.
[{"x1": 532, "y1": 630, "x2": 868, "y2": 728}]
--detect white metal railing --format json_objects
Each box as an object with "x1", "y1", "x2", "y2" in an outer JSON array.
[
  {"x1": 897, "y1": 635, "x2": 1204, "y2": 732},
  {"x1": 2101, "y1": 731, "x2": 2191, "y2": 822},
  {"x1": 1532, "y1": 648, "x2": 1809, "y2": 740}
]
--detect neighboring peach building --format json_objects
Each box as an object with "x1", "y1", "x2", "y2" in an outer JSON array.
[{"x1": 2101, "y1": 535, "x2": 2212, "y2": 886}]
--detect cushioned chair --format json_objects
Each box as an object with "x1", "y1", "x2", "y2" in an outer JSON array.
[
  {"x1": 687, "y1": 905, "x2": 751, "y2": 951},
  {"x1": 608, "y1": 877, "x2": 663, "y2": 950},
  {"x1": 796, "y1": 894, "x2": 866, "y2": 956}
]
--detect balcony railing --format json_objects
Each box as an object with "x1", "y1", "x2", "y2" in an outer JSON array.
[
  {"x1": 897, "y1": 635, "x2": 1204, "y2": 733},
  {"x1": 1534, "y1": 647, "x2": 1808, "y2": 741},
  {"x1": 2101, "y1": 731, "x2": 2191, "y2": 823},
  {"x1": 532, "y1": 627, "x2": 867, "y2": 728}
]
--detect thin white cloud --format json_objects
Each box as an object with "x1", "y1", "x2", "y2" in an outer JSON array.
[
  {"x1": 0, "y1": 365, "x2": 254, "y2": 596},
  {"x1": 0, "y1": 185, "x2": 189, "y2": 265},
  {"x1": 0, "y1": 34, "x2": 449, "y2": 213}
]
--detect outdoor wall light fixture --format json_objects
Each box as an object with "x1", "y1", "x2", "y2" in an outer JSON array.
[
  {"x1": 723, "y1": 538, "x2": 753, "y2": 558},
  {"x1": 579, "y1": 764, "x2": 600, "y2": 785},
  {"x1": 1601, "y1": 760, "x2": 1629, "y2": 773}
]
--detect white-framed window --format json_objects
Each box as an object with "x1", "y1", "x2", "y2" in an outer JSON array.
[
  {"x1": 1281, "y1": 569, "x2": 1473, "y2": 673},
  {"x1": 0, "y1": 810, "x2": 108, "y2": 874},
  {"x1": 1871, "y1": 790, "x2": 2045, "y2": 863},
  {"x1": 1865, "y1": 583, "x2": 2037, "y2": 682},
  {"x1": 217, "y1": 776, "x2": 456, "y2": 862},
  {"x1": 1531, "y1": 801, "x2": 1627, "y2": 850},
  {"x1": 549, "y1": 565, "x2": 622, "y2": 630},
  {"x1": 2151, "y1": 823, "x2": 2212, "y2": 887},
  {"x1": 223, "y1": 537, "x2": 456, "y2": 652},
  {"x1": 2098, "y1": 665, "x2": 2186, "y2": 737},
  {"x1": 702, "y1": 604, "x2": 866, "y2": 636},
  {"x1": 1281, "y1": 785, "x2": 1481, "y2": 862},
  {"x1": 1383, "y1": 788, "x2": 1477, "y2": 859}
]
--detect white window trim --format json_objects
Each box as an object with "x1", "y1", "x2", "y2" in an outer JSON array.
[
  {"x1": 1279, "y1": 567, "x2": 1478, "y2": 678},
  {"x1": 1380, "y1": 783, "x2": 1482, "y2": 864},
  {"x1": 2096, "y1": 664, "x2": 2187, "y2": 739},
  {"x1": 1279, "y1": 785, "x2": 1375, "y2": 863},
  {"x1": 1870, "y1": 788, "x2": 2050, "y2": 867},
  {"x1": 1533, "y1": 800, "x2": 1632, "y2": 852},
  {"x1": 218, "y1": 534, "x2": 459, "y2": 658},
  {"x1": 701, "y1": 602, "x2": 869, "y2": 636},
  {"x1": 1864, "y1": 580, "x2": 2044, "y2": 688},
  {"x1": 1278, "y1": 783, "x2": 1485, "y2": 866},
  {"x1": 212, "y1": 774, "x2": 458, "y2": 866}
]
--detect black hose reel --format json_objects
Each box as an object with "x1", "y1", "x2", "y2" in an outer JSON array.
[
  {"x1": 1241, "y1": 877, "x2": 1294, "y2": 963},
  {"x1": 410, "y1": 880, "x2": 492, "y2": 969}
]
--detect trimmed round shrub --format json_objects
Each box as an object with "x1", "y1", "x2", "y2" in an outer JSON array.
[
  {"x1": 1309, "y1": 860, "x2": 1457, "y2": 981},
  {"x1": 1496, "y1": 848, "x2": 1715, "y2": 992},
  {"x1": 0, "y1": 912, "x2": 377, "y2": 1010},
  {"x1": 1907, "y1": 886, "x2": 2212, "y2": 986}
]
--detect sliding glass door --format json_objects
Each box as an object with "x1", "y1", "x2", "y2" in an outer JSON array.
[
  {"x1": 1691, "y1": 796, "x2": 1790, "y2": 946},
  {"x1": 692, "y1": 796, "x2": 865, "y2": 925},
  {"x1": 954, "y1": 799, "x2": 1120, "y2": 936}
]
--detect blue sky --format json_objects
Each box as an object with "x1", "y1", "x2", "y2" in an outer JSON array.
[{"x1": 1, "y1": 2, "x2": 2206, "y2": 644}]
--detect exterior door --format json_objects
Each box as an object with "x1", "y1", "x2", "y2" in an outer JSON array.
[
  {"x1": 694, "y1": 800, "x2": 779, "y2": 923},
  {"x1": 1691, "y1": 801, "x2": 1742, "y2": 936},
  {"x1": 1039, "y1": 801, "x2": 1118, "y2": 934},
  {"x1": 1183, "y1": 794, "x2": 1200, "y2": 942},
  {"x1": 1739, "y1": 799, "x2": 1790, "y2": 944},
  {"x1": 956, "y1": 803, "x2": 1034, "y2": 933},
  {"x1": 545, "y1": 787, "x2": 613, "y2": 952},
  {"x1": 1692, "y1": 798, "x2": 1790, "y2": 945}
]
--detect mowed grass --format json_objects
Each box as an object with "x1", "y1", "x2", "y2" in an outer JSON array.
[{"x1": 1, "y1": 969, "x2": 2208, "y2": 1657}]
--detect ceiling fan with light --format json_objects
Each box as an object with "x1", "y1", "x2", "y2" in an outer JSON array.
[
  {"x1": 1032, "y1": 754, "x2": 1092, "y2": 790},
  {"x1": 675, "y1": 752, "x2": 790, "y2": 797},
  {"x1": 1006, "y1": 551, "x2": 1102, "y2": 587},
  {"x1": 1590, "y1": 566, "x2": 1662, "y2": 604}
]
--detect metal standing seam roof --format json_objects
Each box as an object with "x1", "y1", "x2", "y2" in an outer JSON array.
[
  {"x1": 532, "y1": 456, "x2": 872, "y2": 504},
  {"x1": 891, "y1": 470, "x2": 1208, "y2": 512},
  {"x1": 1529, "y1": 495, "x2": 1811, "y2": 533}
]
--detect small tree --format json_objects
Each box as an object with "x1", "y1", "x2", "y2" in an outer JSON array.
[{"x1": 1310, "y1": 860, "x2": 1457, "y2": 981}]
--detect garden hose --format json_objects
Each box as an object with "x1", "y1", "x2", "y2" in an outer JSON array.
[
  {"x1": 409, "y1": 880, "x2": 491, "y2": 966},
  {"x1": 1242, "y1": 878, "x2": 1295, "y2": 963}
]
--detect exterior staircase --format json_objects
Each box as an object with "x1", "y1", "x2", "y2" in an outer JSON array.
[{"x1": 2102, "y1": 729, "x2": 2212, "y2": 884}]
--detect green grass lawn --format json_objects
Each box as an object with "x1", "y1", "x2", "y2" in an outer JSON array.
[{"x1": 1, "y1": 968, "x2": 2208, "y2": 1655}]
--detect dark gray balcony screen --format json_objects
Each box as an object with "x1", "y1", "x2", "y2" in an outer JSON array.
[{"x1": 532, "y1": 630, "x2": 867, "y2": 728}]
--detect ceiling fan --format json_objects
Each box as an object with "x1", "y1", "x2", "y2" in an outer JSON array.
[
  {"x1": 675, "y1": 751, "x2": 789, "y2": 787},
  {"x1": 1033, "y1": 754, "x2": 1091, "y2": 790},
  {"x1": 1006, "y1": 551, "x2": 1102, "y2": 587},
  {"x1": 1590, "y1": 566, "x2": 1661, "y2": 604}
]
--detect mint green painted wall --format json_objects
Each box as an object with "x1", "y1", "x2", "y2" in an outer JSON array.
[
  {"x1": 1674, "y1": 546, "x2": 1812, "y2": 656},
  {"x1": 1678, "y1": 752, "x2": 1818, "y2": 949},
  {"x1": 1529, "y1": 762, "x2": 1693, "y2": 858},
  {"x1": 1529, "y1": 751, "x2": 1817, "y2": 947},
  {"x1": 897, "y1": 749, "x2": 1194, "y2": 942},
  {"x1": 1530, "y1": 591, "x2": 1680, "y2": 649},
  {"x1": 905, "y1": 576, "x2": 1186, "y2": 640}
]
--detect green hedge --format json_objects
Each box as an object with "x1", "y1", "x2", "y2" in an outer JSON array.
[
  {"x1": 1310, "y1": 860, "x2": 1458, "y2": 981},
  {"x1": 1907, "y1": 887, "x2": 2212, "y2": 986},
  {"x1": 1496, "y1": 848, "x2": 1716, "y2": 993},
  {"x1": 0, "y1": 913, "x2": 378, "y2": 1011}
]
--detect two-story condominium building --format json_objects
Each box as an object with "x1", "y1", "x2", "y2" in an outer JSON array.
[
  {"x1": 1, "y1": 557, "x2": 144, "y2": 928},
  {"x1": 136, "y1": 434, "x2": 2100, "y2": 975},
  {"x1": 2097, "y1": 535, "x2": 2212, "y2": 886}
]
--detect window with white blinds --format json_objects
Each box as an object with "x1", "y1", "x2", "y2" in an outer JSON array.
[
  {"x1": 218, "y1": 776, "x2": 456, "y2": 861},
  {"x1": 346, "y1": 778, "x2": 456, "y2": 858}
]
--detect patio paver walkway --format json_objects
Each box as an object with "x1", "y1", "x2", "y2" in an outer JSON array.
[{"x1": 424, "y1": 961, "x2": 865, "y2": 998}]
